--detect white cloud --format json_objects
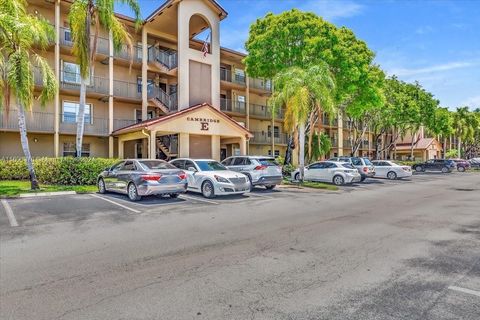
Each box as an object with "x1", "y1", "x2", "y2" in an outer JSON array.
[
  {"x1": 388, "y1": 61, "x2": 476, "y2": 77},
  {"x1": 415, "y1": 25, "x2": 433, "y2": 35}
]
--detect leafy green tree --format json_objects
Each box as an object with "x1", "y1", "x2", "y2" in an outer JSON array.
[
  {"x1": 453, "y1": 107, "x2": 480, "y2": 158},
  {"x1": 269, "y1": 64, "x2": 335, "y2": 181},
  {"x1": 0, "y1": 0, "x2": 58, "y2": 189},
  {"x1": 68, "y1": 0, "x2": 141, "y2": 157},
  {"x1": 305, "y1": 132, "x2": 332, "y2": 163},
  {"x1": 428, "y1": 107, "x2": 453, "y2": 157}
]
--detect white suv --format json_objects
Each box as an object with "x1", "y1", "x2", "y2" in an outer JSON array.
[
  {"x1": 292, "y1": 161, "x2": 361, "y2": 185},
  {"x1": 221, "y1": 156, "x2": 283, "y2": 190}
]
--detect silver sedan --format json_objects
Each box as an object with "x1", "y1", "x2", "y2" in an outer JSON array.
[{"x1": 97, "y1": 159, "x2": 187, "y2": 201}]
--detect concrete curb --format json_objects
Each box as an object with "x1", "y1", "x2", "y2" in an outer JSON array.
[{"x1": 17, "y1": 191, "x2": 77, "y2": 198}]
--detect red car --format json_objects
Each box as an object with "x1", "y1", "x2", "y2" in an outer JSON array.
[{"x1": 451, "y1": 159, "x2": 471, "y2": 172}]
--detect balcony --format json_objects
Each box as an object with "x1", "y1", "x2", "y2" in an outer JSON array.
[
  {"x1": 250, "y1": 131, "x2": 288, "y2": 145},
  {"x1": 60, "y1": 71, "x2": 109, "y2": 95},
  {"x1": 59, "y1": 114, "x2": 109, "y2": 136},
  {"x1": 220, "y1": 69, "x2": 246, "y2": 85},
  {"x1": 59, "y1": 27, "x2": 109, "y2": 56},
  {"x1": 113, "y1": 119, "x2": 137, "y2": 131},
  {"x1": 343, "y1": 140, "x2": 352, "y2": 148},
  {"x1": 0, "y1": 110, "x2": 54, "y2": 132},
  {"x1": 249, "y1": 103, "x2": 284, "y2": 119},
  {"x1": 147, "y1": 47, "x2": 178, "y2": 70},
  {"x1": 115, "y1": 44, "x2": 143, "y2": 63},
  {"x1": 322, "y1": 116, "x2": 338, "y2": 126},
  {"x1": 220, "y1": 98, "x2": 246, "y2": 114},
  {"x1": 113, "y1": 79, "x2": 142, "y2": 100},
  {"x1": 249, "y1": 78, "x2": 272, "y2": 92}
]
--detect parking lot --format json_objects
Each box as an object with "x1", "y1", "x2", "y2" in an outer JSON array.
[
  {"x1": 0, "y1": 171, "x2": 473, "y2": 230},
  {"x1": 1, "y1": 171, "x2": 479, "y2": 320}
]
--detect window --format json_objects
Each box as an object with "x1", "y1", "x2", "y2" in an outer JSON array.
[
  {"x1": 137, "y1": 78, "x2": 154, "y2": 94},
  {"x1": 62, "y1": 61, "x2": 91, "y2": 85},
  {"x1": 237, "y1": 95, "x2": 245, "y2": 103},
  {"x1": 110, "y1": 161, "x2": 125, "y2": 171},
  {"x1": 267, "y1": 150, "x2": 280, "y2": 157},
  {"x1": 184, "y1": 160, "x2": 196, "y2": 171},
  {"x1": 233, "y1": 157, "x2": 246, "y2": 166},
  {"x1": 63, "y1": 142, "x2": 90, "y2": 157},
  {"x1": 135, "y1": 143, "x2": 143, "y2": 159},
  {"x1": 268, "y1": 126, "x2": 280, "y2": 138},
  {"x1": 221, "y1": 158, "x2": 233, "y2": 166},
  {"x1": 138, "y1": 160, "x2": 176, "y2": 170},
  {"x1": 170, "y1": 160, "x2": 185, "y2": 170},
  {"x1": 195, "y1": 161, "x2": 227, "y2": 171},
  {"x1": 309, "y1": 163, "x2": 325, "y2": 169},
  {"x1": 62, "y1": 101, "x2": 92, "y2": 124},
  {"x1": 234, "y1": 69, "x2": 245, "y2": 83},
  {"x1": 121, "y1": 161, "x2": 136, "y2": 171}
]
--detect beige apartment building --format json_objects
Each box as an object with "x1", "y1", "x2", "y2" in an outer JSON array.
[{"x1": 0, "y1": 0, "x2": 379, "y2": 161}]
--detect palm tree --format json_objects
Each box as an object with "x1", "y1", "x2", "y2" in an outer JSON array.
[
  {"x1": 0, "y1": 0, "x2": 58, "y2": 189},
  {"x1": 68, "y1": 0, "x2": 141, "y2": 157},
  {"x1": 270, "y1": 64, "x2": 335, "y2": 181},
  {"x1": 453, "y1": 107, "x2": 471, "y2": 158}
]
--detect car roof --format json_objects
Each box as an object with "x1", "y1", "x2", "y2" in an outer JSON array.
[{"x1": 172, "y1": 158, "x2": 216, "y2": 162}]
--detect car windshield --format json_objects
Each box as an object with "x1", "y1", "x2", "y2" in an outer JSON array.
[
  {"x1": 196, "y1": 160, "x2": 227, "y2": 171},
  {"x1": 138, "y1": 160, "x2": 177, "y2": 170},
  {"x1": 342, "y1": 163, "x2": 355, "y2": 169},
  {"x1": 258, "y1": 158, "x2": 279, "y2": 166}
]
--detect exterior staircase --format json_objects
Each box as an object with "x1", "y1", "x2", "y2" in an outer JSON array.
[
  {"x1": 156, "y1": 134, "x2": 178, "y2": 160},
  {"x1": 148, "y1": 47, "x2": 178, "y2": 75},
  {"x1": 148, "y1": 87, "x2": 178, "y2": 115}
]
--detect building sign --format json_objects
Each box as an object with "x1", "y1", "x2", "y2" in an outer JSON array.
[{"x1": 187, "y1": 117, "x2": 220, "y2": 131}]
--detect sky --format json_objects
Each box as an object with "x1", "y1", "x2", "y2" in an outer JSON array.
[{"x1": 117, "y1": 0, "x2": 480, "y2": 110}]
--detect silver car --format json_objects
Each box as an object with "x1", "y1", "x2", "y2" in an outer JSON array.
[
  {"x1": 97, "y1": 159, "x2": 187, "y2": 201},
  {"x1": 221, "y1": 156, "x2": 283, "y2": 190},
  {"x1": 329, "y1": 156, "x2": 375, "y2": 181}
]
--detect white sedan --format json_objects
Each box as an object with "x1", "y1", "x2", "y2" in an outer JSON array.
[
  {"x1": 169, "y1": 158, "x2": 250, "y2": 198},
  {"x1": 291, "y1": 161, "x2": 361, "y2": 185},
  {"x1": 371, "y1": 160, "x2": 413, "y2": 180}
]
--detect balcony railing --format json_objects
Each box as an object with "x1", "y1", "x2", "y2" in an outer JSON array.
[
  {"x1": 147, "y1": 47, "x2": 178, "y2": 70},
  {"x1": 115, "y1": 44, "x2": 143, "y2": 63},
  {"x1": 220, "y1": 69, "x2": 246, "y2": 85},
  {"x1": 113, "y1": 119, "x2": 137, "y2": 131},
  {"x1": 343, "y1": 140, "x2": 352, "y2": 148},
  {"x1": 0, "y1": 110, "x2": 55, "y2": 132},
  {"x1": 322, "y1": 116, "x2": 339, "y2": 126},
  {"x1": 113, "y1": 79, "x2": 142, "y2": 100},
  {"x1": 249, "y1": 78, "x2": 272, "y2": 92},
  {"x1": 59, "y1": 27, "x2": 109, "y2": 55},
  {"x1": 60, "y1": 71, "x2": 109, "y2": 95},
  {"x1": 59, "y1": 114, "x2": 109, "y2": 136},
  {"x1": 250, "y1": 131, "x2": 288, "y2": 145},
  {"x1": 220, "y1": 98, "x2": 246, "y2": 114}
]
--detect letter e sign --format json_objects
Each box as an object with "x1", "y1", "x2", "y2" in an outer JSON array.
[{"x1": 200, "y1": 122, "x2": 209, "y2": 131}]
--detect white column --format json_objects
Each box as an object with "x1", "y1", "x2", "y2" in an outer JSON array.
[
  {"x1": 211, "y1": 135, "x2": 220, "y2": 160},
  {"x1": 118, "y1": 139, "x2": 124, "y2": 159},
  {"x1": 150, "y1": 130, "x2": 156, "y2": 159},
  {"x1": 179, "y1": 133, "x2": 189, "y2": 157}
]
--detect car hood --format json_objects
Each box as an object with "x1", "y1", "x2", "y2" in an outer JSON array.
[{"x1": 200, "y1": 170, "x2": 247, "y2": 179}]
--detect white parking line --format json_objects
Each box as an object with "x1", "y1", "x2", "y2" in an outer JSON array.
[
  {"x1": 90, "y1": 194, "x2": 141, "y2": 214},
  {"x1": 1, "y1": 199, "x2": 19, "y2": 227},
  {"x1": 179, "y1": 194, "x2": 219, "y2": 205},
  {"x1": 448, "y1": 286, "x2": 480, "y2": 298},
  {"x1": 248, "y1": 193, "x2": 273, "y2": 199}
]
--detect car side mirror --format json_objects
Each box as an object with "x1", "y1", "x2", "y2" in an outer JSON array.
[{"x1": 187, "y1": 167, "x2": 197, "y2": 172}]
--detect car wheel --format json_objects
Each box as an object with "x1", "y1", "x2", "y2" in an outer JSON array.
[
  {"x1": 294, "y1": 172, "x2": 300, "y2": 181},
  {"x1": 441, "y1": 167, "x2": 449, "y2": 173},
  {"x1": 333, "y1": 175, "x2": 345, "y2": 186},
  {"x1": 98, "y1": 178, "x2": 106, "y2": 194},
  {"x1": 458, "y1": 166, "x2": 465, "y2": 172},
  {"x1": 127, "y1": 183, "x2": 141, "y2": 201},
  {"x1": 415, "y1": 166, "x2": 423, "y2": 172},
  {"x1": 387, "y1": 171, "x2": 397, "y2": 180},
  {"x1": 265, "y1": 185, "x2": 276, "y2": 190},
  {"x1": 201, "y1": 180, "x2": 216, "y2": 198},
  {"x1": 169, "y1": 193, "x2": 179, "y2": 198}
]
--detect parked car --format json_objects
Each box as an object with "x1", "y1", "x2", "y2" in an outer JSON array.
[
  {"x1": 221, "y1": 156, "x2": 283, "y2": 190},
  {"x1": 451, "y1": 159, "x2": 471, "y2": 172},
  {"x1": 328, "y1": 157, "x2": 375, "y2": 181},
  {"x1": 411, "y1": 159, "x2": 456, "y2": 173},
  {"x1": 291, "y1": 161, "x2": 361, "y2": 185},
  {"x1": 169, "y1": 158, "x2": 250, "y2": 198},
  {"x1": 97, "y1": 159, "x2": 187, "y2": 201},
  {"x1": 371, "y1": 160, "x2": 413, "y2": 180},
  {"x1": 469, "y1": 158, "x2": 480, "y2": 169}
]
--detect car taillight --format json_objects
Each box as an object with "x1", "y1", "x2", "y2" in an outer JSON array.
[
  {"x1": 363, "y1": 167, "x2": 368, "y2": 173},
  {"x1": 178, "y1": 173, "x2": 187, "y2": 180},
  {"x1": 141, "y1": 174, "x2": 162, "y2": 181},
  {"x1": 255, "y1": 165, "x2": 268, "y2": 170}
]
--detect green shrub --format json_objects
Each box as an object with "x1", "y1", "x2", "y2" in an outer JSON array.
[
  {"x1": 282, "y1": 163, "x2": 296, "y2": 177},
  {"x1": 0, "y1": 157, "x2": 118, "y2": 185},
  {"x1": 396, "y1": 160, "x2": 421, "y2": 167}
]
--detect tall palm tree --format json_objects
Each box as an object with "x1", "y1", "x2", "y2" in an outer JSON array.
[
  {"x1": 453, "y1": 107, "x2": 471, "y2": 158},
  {"x1": 270, "y1": 64, "x2": 335, "y2": 181},
  {"x1": 0, "y1": 0, "x2": 58, "y2": 189},
  {"x1": 68, "y1": 0, "x2": 141, "y2": 157}
]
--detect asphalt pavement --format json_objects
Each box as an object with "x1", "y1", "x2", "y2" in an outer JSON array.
[{"x1": 1, "y1": 172, "x2": 479, "y2": 320}]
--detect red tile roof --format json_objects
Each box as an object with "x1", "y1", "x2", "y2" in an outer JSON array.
[{"x1": 395, "y1": 138, "x2": 439, "y2": 151}]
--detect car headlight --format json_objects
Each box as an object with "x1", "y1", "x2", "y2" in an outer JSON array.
[{"x1": 214, "y1": 175, "x2": 230, "y2": 183}]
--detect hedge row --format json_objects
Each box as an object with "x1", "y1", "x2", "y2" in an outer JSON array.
[{"x1": 0, "y1": 157, "x2": 118, "y2": 185}]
